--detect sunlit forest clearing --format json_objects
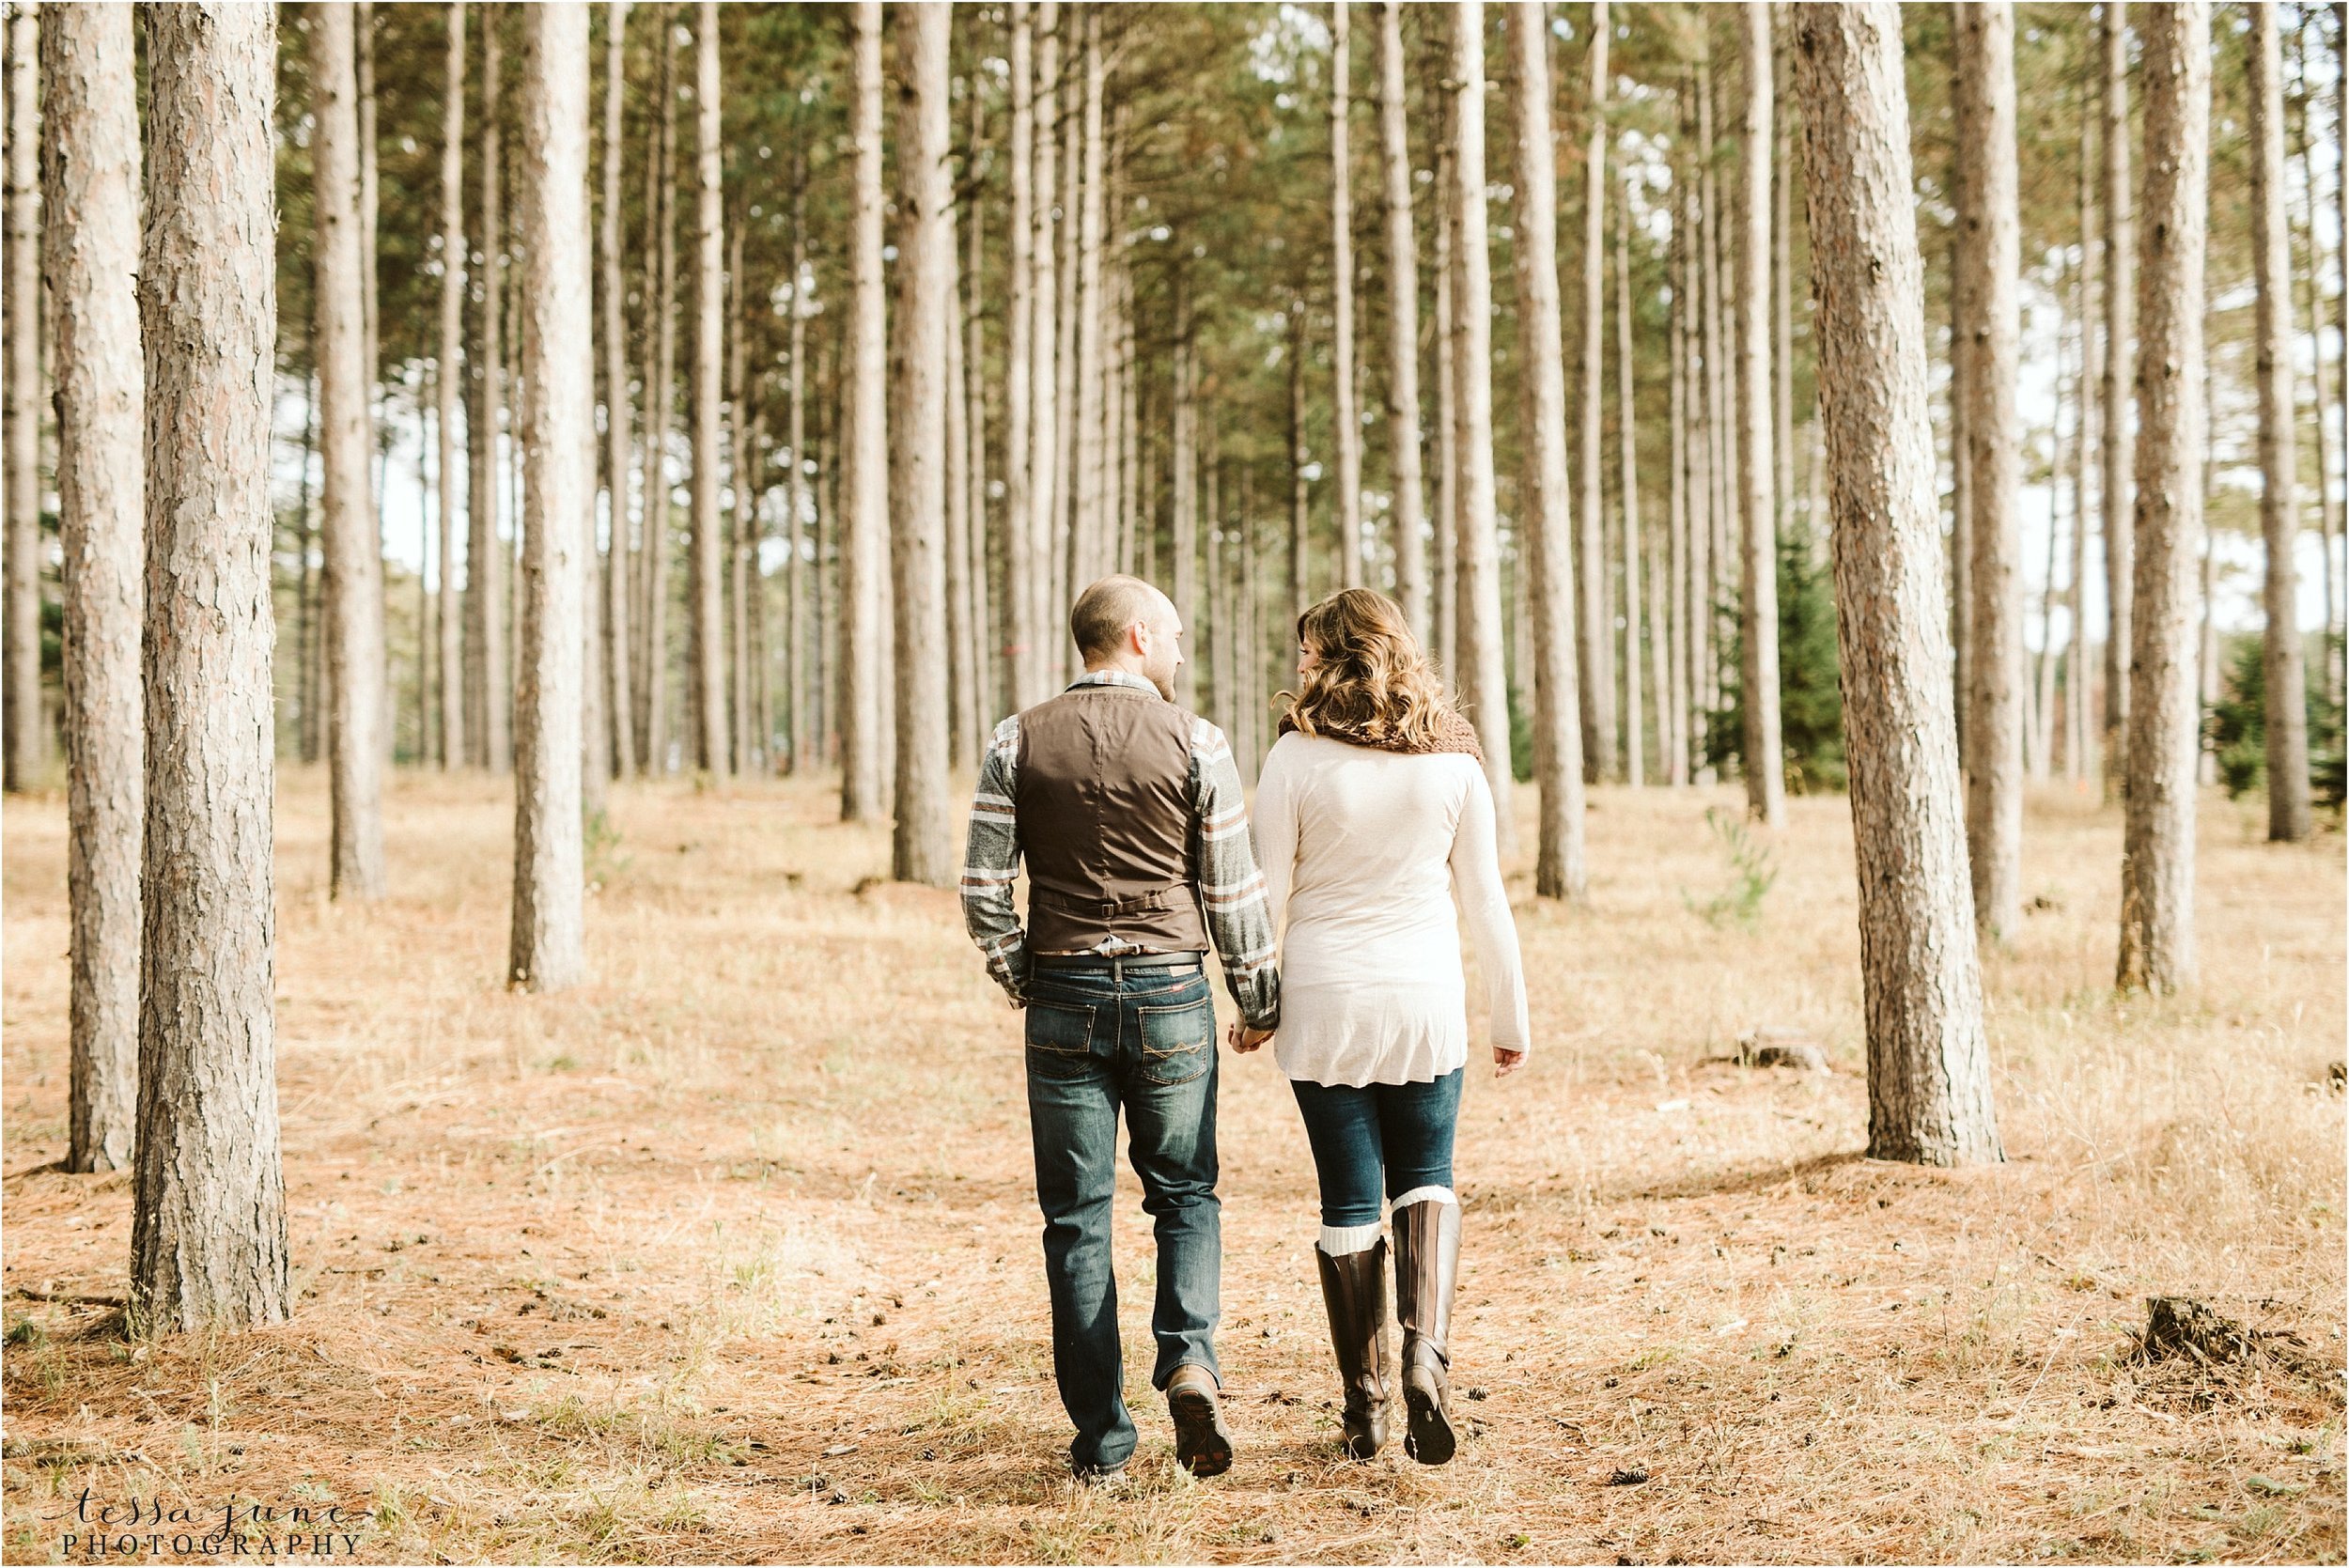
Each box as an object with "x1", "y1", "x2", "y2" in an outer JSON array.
[{"x1": 4, "y1": 773, "x2": 2340, "y2": 1563}]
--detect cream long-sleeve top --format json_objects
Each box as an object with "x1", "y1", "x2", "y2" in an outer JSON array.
[{"x1": 1252, "y1": 731, "x2": 1532, "y2": 1087}]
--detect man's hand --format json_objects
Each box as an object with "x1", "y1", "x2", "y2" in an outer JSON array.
[
  {"x1": 1227, "y1": 1021, "x2": 1273, "y2": 1053},
  {"x1": 1494, "y1": 1046, "x2": 1526, "y2": 1078}
]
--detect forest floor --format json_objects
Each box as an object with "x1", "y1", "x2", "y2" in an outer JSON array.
[{"x1": 2, "y1": 768, "x2": 2343, "y2": 1565}]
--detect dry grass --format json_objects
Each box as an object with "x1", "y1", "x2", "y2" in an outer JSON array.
[{"x1": 3, "y1": 767, "x2": 2342, "y2": 1564}]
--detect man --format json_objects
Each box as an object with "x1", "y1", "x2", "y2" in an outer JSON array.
[{"x1": 960, "y1": 575, "x2": 1280, "y2": 1485}]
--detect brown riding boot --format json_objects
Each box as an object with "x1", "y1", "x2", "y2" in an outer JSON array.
[
  {"x1": 1314, "y1": 1237, "x2": 1391, "y2": 1460},
  {"x1": 1391, "y1": 1195, "x2": 1460, "y2": 1466}
]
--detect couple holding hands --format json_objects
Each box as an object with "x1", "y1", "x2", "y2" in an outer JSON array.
[{"x1": 960, "y1": 575, "x2": 1529, "y2": 1485}]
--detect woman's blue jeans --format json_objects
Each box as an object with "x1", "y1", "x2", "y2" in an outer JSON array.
[
  {"x1": 1022, "y1": 959, "x2": 1221, "y2": 1473},
  {"x1": 1289, "y1": 1068, "x2": 1464, "y2": 1228}
]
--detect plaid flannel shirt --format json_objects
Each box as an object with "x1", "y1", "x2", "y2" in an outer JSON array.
[{"x1": 959, "y1": 669, "x2": 1281, "y2": 1031}]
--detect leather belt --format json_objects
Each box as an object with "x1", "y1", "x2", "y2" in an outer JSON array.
[{"x1": 1032, "y1": 953, "x2": 1204, "y2": 980}]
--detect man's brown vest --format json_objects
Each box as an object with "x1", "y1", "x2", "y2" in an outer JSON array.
[{"x1": 1015, "y1": 682, "x2": 1209, "y2": 955}]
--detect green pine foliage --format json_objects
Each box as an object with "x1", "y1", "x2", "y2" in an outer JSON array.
[
  {"x1": 1706, "y1": 518, "x2": 1845, "y2": 796},
  {"x1": 2210, "y1": 631, "x2": 2347, "y2": 808}
]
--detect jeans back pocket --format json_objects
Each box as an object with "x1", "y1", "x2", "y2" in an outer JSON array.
[
  {"x1": 1135, "y1": 982, "x2": 1214, "y2": 1086},
  {"x1": 1025, "y1": 995, "x2": 1097, "y2": 1063}
]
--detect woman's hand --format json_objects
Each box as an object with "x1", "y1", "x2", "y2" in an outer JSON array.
[
  {"x1": 1494, "y1": 1046, "x2": 1527, "y2": 1078},
  {"x1": 1227, "y1": 1021, "x2": 1273, "y2": 1053}
]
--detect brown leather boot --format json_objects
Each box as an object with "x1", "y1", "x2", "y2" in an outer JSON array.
[
  {"x1": 1314, "y1": 1237, "x2": 1391, "y2": 1460},
  {"x1": 1392, "y1": 1196, "x2": 1459, "y2": 1466},
  {"x1": 1165, "y1": 1362, "x2": 1234, "y2": 1477}
]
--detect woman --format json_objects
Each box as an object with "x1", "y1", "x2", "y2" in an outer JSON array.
[{"x1": 1233, "y1": 587, "x2": 1529, "y2": 1466}]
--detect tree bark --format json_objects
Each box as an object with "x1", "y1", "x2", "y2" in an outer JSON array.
[
  {"x1": 313, "y1": 3, "x2": 388, "y2": 900},
  {"x1": 1330, "y1": 0, "x2": 1361, "y2": 588},
  {"x1": 472, "y1": 6, "x2": 511, "y2": 772},
  {"x1": 1006, "y1": 1, "x2": 1037, "y2": 709},
  {"x1": 2291, "y1": 20, "x2": 2339, "y2": 707},
  {"x1": 1172, "y1": 280, "x2": 1199, "y2": 706},
  {"x1": 1737, "y1": 0, "x2": 1784, "y2": 828},
  {"x1": 2248, "y1": 2, "x2": 2312, "y2": 843},
  {"x1": 42, "y1": 3, "x2": 140, "y2": 1172},
  {"x1": 438, "y1": 1, "x2": 469, "y2": 771},
  {"x1": 1027, "y1": 1, "x2": 1061, "y2": 695},
  {"x1": 2102, "y1": 0, "x2": 2135, "y2": 788},
  {"x1": 2071, "y1": 76, "x2": 2098, "y2": 786},
  {"x1": 891, "y1": 2, "x2": 954, "y2": 883},
  {"x1": 1377, "y1": 0, "x2": 1427, "y2": 640},
  {"x1": 635, "y1": 8, "x2": 677, "y2": 772},
  {"x1": 3, "y1": 2, "x2": 40, "y2": 793},
  {"x1": 1668, "y1": 165, "x2": 1691, "y2": 786},
  {"x1": 509, "y1": 0, "x2": 590, "y2": 993},
  {"x1": 1952, "y1": 1, "x2": 2020, "y2": 936},
  {"x1": 1508, "y1": 0, "x2": 1584, "y2": 898},
  {"x1": 1617, "y1": 159, "x2": 1644, "y2": 789},
  {"x1": 1790, "y1": 0, "x2": 2000, "y2": 1169},
  {"x1": 2118, "y1": 0, "x2": 2209, "y2": 995},
  {"x1": 1573, "y1": 1, "x2": 1612, "y2": 785},
  {"x1": 1053, "y1": 64, "x2": 1080, "y2": 675},
  {"x1": 966, "y1": 81, "x2": 993, "y2": 735},
  {"x1": 685, "y1": 2, "x2": 725, "y2": 776},
  {"x1": 1451, "y1": 0, "x2": 1515, "y2": 853},
  {"x1": 599, "y1": 0, "x2": 633, "y2": 780},
  {"x1": 1071, "y1": 8, "x2": 1107, "y2": 594},
  {"x1": 1699, "y1": 44, "x2": 1730, "y2": 743},
  {"x1": 946, "y1": 187, "x2": 976, "y2": 769},
  {"x1": 785, "y1": 155, "x2": 809, "y2": 771},
  {"x1": 133, "y1": 0, "x2": 291, "y2": 1331},
  {"x1": 841, "y1": 0, "x2": 891, "y2": 820},
  {"x1": 1288, "y1": 300, "x2": 1310, "y2": 627},
  {"x1": 1433, "y1": 106, "x2": 1458, "y2": 684},
  {"x1": 1682, "y1": 101, "x2": 1712, "y2": 774}
]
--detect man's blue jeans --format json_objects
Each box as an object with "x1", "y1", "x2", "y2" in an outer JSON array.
[{"x1": 1022, "y1": 958, "x2": 1221, "y2": 1473}]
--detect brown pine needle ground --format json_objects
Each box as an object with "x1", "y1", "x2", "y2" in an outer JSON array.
[{"x1": 4, "y1": 769, "x2": 2342, "y2": 1564}]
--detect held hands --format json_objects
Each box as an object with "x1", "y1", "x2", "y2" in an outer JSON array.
[{"x1": 1226, "y1": 1021, "x2": 1274, "y2": 1053}]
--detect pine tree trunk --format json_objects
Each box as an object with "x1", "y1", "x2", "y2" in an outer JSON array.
[
  {"x1": 1451, "y1": 0, "x2": 1516, "y2": 854},
  {"x1": 890, "y1": 0, "x2": 952, "y2": 884},
  {"x1": 1172, "y1": 281, "x2": 1199, "y2": 706},
  {"x1": 42, "y1": 3, "x2": 140, "y2": 1172},
  {"x1": 2102, "y1": 0, "x2": 2135, "y2": 788},
  {"x1": 298, "y1": 360, "x2": 322, "y2": 764},
  {"x1": 1789, "y1": 0, "x2": 2000, "y2": 1169},
  {"x1": 2249, "y1": 3, "x2": 2312, "y2": 843},
  {"x1": 685, "y1": 4, "x2": 725, "y2": 776},
  {"x1": 1071, "y1": 10, "x2": 1107, "y2": 597},
  {"x1": 1668, "y1": 177, "x2": 1691, "y2": 786},
  {"x1": 1006, "y1": 2, "x2": 1037, "y2": 710},
  {"x1": 1616, "y1": 162, "x2": 1644, "y2": 790},
  {"x1": 314, "y1": 3, "x2": 388, "y2": 900},
  {"x1": 438, "y1": 1, "x2": 469, "y2": 771},
  {"x1": 1377, "y1": 0, "x2": 1428, "y2": 641},
  {"x1": 1953, "y1": 1, "x2": 2021, "y2": 935},
  {"x1": 1947, "y1": 227, "x2": 1970, "y2": 759},
  {"x1": 2117, "y1": 0, "x2": 2209, "y2": 993},
  {"x1": 728, "y1": 219, "x2": 754, "y2": 776},
  {"x1": 1330, "y1": 0, "x2": 1361, "y2": 589},
  {"x1": 1773, "y1": 16, "x2": 1795, "y2": 545},
  {"x1": 3, "y1": 3, "x2": 40, "y2": 793},
  {"x1": 1699, "y1": 45, "x2": 1730, "y2": 744},
  {"x1": 1737, "y1": 0, "x2": 1784, "y2": 828},
  {"x1": 1205, "y1": 426, "x2": 1227, "y2": 732},
  {"x1": 636, "y1": 10, "x2": 677, "y2": 772},
  {"x1": 1681, "y1": 105, "x2": 1711, "y2": 775},
  {"x1": 1508, "y1": 0, "x2": 1584, "y2": 898},
  {"x1": 1433, "y1": 104, "x2": 1458, "y2": 683},
  {"x1": 2070, "y1": 79, "x2": 2098, "y2": 786},
  {"x1": 946, "y1": 191, "x2": 976, "y2": 768},
  {"x1": 508, "y1": 0, "x2": 590, "y2": 993},
  {"x1": 1288, "y1": 302, "x2": 1310, "y2": 627},
  {"x1": 785, "y1": 156, "x2": 808, "y2": 771},
  {"x1": 1053, "y1": 80, "x2": 1080, "y2": 677},
  {"x1": 1028, "y1": 1, "x2": 1061, "y2": 695},
  {"x1": 966, "y1": 86, "x2": 993, "y2": 734},
  {"x1": 841, "y1": 0, "x2": 890, "y2": 820},
  {"x1": 133, "y1": 0, "x2": 291, "y2": 1330},
  {"x1": 1576, "y1": 3, "x2": 1612, "y2": 784},
  {"x1": 472, "y1": 7, "x2": 511, "y2": 773},
  {"x1": 599, "y1": 0, "x2": 633, "y2": 780}
]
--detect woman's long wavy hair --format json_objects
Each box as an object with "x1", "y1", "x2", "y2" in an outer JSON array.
[{"x1": 1278, "y1": 588, "x2": 1458, "y2": 749}]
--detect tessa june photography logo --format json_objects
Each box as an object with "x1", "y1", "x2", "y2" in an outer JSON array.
[{"x1": 56, "y1": 1490, "x2": 369, "y2": 1560}]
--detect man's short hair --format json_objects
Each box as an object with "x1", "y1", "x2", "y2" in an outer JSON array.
[{"x1": 1069, "y1": 575, "x2": 1165, "y2": 660}]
